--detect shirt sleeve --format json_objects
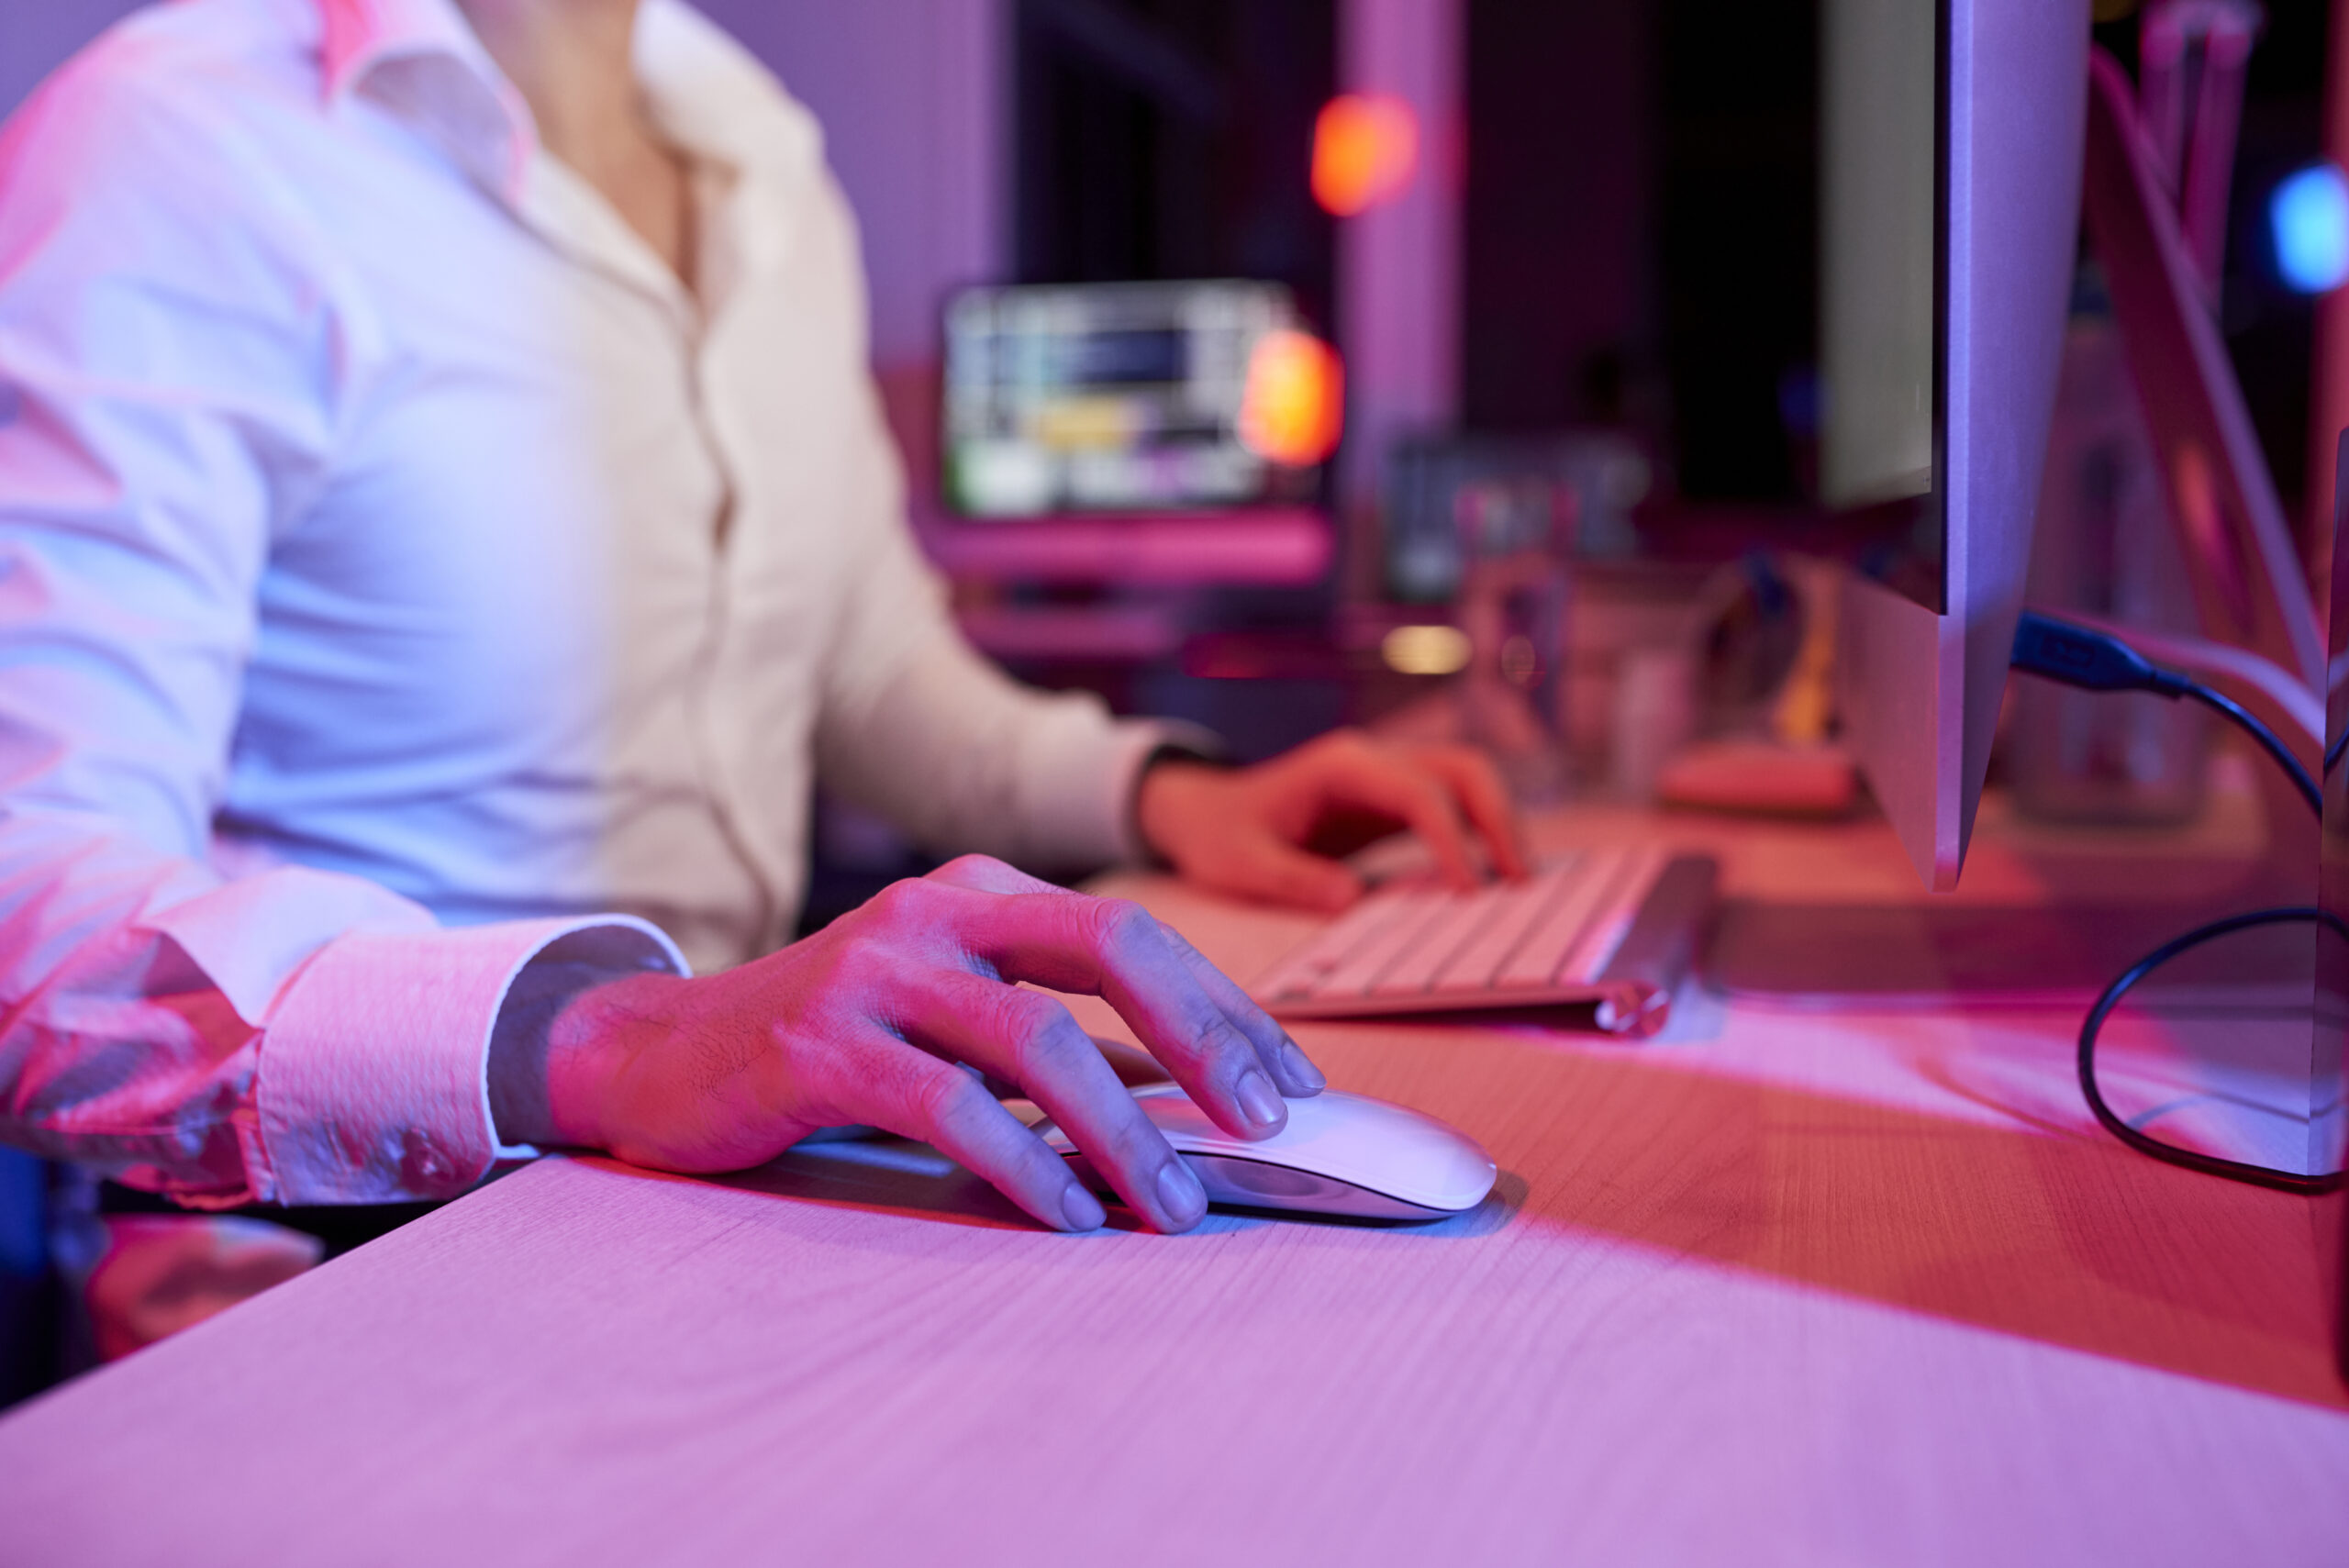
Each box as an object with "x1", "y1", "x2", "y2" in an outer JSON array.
[
  {"x1": 800, "y1": 184, "x2": 1219, "y2": 873},
  {"x1": 818, "y1": 610, "x2": 1220, "y2": 873},
  {"x1": 0, "y1": 50, "x2": 685, "y2": 1209}
]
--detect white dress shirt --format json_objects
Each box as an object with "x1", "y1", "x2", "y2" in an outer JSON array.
[{"x1": 0, "y1": 0, "x2": 1185, "y2": 1208}]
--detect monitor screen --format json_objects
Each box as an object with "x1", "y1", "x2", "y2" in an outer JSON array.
[
  {"x1": 1820, "y1": 0, "x2": 1943, "y2": 595},
  {"x1": 941, "y1": 280, "x2": 1330, "y2": 518}
]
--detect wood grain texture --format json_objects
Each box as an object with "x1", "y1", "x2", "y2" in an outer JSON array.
[{"x1": 3, "y1": 809, "x2": 2344, "y2": 1566}]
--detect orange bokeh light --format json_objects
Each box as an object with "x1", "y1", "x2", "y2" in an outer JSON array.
[
  {"x1": 1238, "y1": 329, "x2": 1343, "y2": 468},
  {"x1": 1312, "y1": 94, "x2": 1419, "y2": 217}
]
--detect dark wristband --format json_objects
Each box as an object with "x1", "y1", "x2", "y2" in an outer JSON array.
[{"x1": 1128, "y1": 740, "x2": 1232, "y2": 870}]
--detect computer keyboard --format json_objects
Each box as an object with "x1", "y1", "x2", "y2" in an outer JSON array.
[{"x1": 1248, "y1": 845, "x2": 1716, "y2": 1036}]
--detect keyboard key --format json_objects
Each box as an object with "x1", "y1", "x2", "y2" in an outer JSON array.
[
  {"x1": 1312, "y1": 884, "x2": 1477, "y2": 998},
  {"x1": 1252, "y1": 885, "x2": 1417, "y2": 1000},
  {"x1": 1490, "y1": 846, "x2": 1633, "y2": 991},
  {"x1": 1425, "y1": 852, "x2": 1587, "y2": 996},
  {"x1": 1368, "y1": 883, "x2": 1518, "y2": 997}
]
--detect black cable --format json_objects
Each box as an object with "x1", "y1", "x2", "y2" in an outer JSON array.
[
  {"x1": 2076, "y1": 906, "x2": 2343, "y2": 1196},
  {"x1": 2178, "y1": 684, "x2": 2322, "y2": 817},
  {"x1": 2010, "y1": 611, "x2": 2320, "y2": 814},
  {"x1": 2011, "y1": 610, "x2": 2340, "y2": 1192}
]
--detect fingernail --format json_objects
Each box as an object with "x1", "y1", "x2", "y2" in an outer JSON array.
[
  {"x1": 1237, "y1": 1070, "x2": 1286, "y2": 1130},
  {"x1": 1281, "y1": 1039, "x2": 1326, "y2": 1092},
  {"x1": 1061, "y1": 1182, "x2": 1106, "y2": 1232},
  {"x1": 1156, "y1": 1157, "x2": 1207, "y2": 1227}
]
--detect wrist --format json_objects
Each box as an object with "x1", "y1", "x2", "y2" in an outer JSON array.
[
  {"x1": 1134, "y1": 755, "x2": 1229, "y2": 869},
  {"x1": 522, "y1": 968, "x2": 690, "y2": 1152}
]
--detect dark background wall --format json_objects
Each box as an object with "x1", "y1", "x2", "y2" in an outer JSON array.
[
  {"x1": 1456, "y1": 0, "x2": 2330, "y2": 525},
  {"x1": 0, "y1": 1, "x2": 147, "y2": 114},
  {"x1": 1461, "y1": 0, "x2": 1660, "y2": 438},
  {"x1": 1011, "y1": 0, "x2": 1336, "y2": 326}
]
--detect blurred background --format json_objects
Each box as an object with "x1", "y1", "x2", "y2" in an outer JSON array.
[{"x1": 0, "y1": 0, "x2": 2338, "y2": 906}]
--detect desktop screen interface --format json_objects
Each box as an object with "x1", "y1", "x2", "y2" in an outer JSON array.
[
  {"x1": 941, "y1": 280, "x2": 1322, "y2": 518},
  {"x1": 1820, "y1": 0, "x2": 1941, "y2": 597}
]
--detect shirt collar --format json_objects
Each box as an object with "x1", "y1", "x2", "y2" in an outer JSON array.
[
  {"x1": 314, "y1": 0, "x2": 821, "y2": 213},
  {"x1": 631, "y1": 3, "x2": 821, "y2": 182},
  {"x1": 317, "y1": 0, "x2": 534, "y2": 202}
]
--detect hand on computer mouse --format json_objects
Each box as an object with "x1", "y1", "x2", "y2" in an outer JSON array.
[
  {"x1": 488, "y1": 855, "x2": 1325, "y2": 1235},
  {"x1": 1136, "y1": 728, "x2": 1527, "y2": 914}
]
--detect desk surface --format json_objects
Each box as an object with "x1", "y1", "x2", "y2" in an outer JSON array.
[{"x1": 3, "y1": 806, "x2": 2344, "y2": 1566}]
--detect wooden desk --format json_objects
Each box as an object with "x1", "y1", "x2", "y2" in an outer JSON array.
[{"x1": 3, "y1": 807, "x2": 2344, "y2": 1565}]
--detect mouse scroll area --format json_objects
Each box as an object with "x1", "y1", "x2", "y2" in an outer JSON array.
[{"x1": 1058, "y1": 1151, "x2": 1464, "y2": 1222}]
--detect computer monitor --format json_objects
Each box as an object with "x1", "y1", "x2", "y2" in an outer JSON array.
[
  {"x1": 939, "y1": 280, "x2": 1335, "y2": 519},
  {"x1": 1827, "y1": 0, "x2": 2091, "y2": 890}
]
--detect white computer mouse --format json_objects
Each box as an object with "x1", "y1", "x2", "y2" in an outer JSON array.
[{"x1": 1036, "y1": 1083, "x2": 1497, "y2": 1220}]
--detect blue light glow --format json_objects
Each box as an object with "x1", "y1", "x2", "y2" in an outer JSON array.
[{"x1": 2273, "y1": 163, "x2": 2349, "y2": 295}]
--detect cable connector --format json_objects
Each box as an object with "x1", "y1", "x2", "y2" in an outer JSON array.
[
  {"x1": 2009, "y1": 611, "x2": 2192, "y2": 698},
  {"x1": 2009, "y1": 609, "x2": 2321, "y2": 817}
]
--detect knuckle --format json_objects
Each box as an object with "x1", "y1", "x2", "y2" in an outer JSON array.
[
  {"x1": 992, "y1": 989, "x2": 1074, "y2": 1070},
  {"x1": 863, "y1": 877, "x2": 930, "y2": 924},
  {"x1": 997, "y1": 1123, "x2": 1063, "y2": 1185},
  {"x1": 1010, "y1": 1031, "x2": 1083, "y2": 1095},
  {"x1": 1196, "y1": 1014, "x2": 1257, "y2": 1073},
  {"x1": 1017, "y1": 1131, "x2": 1074, "y2": 1190},
  {"x1": 798, "y1": 1029, "x2": 903, "y2": 1122},
  {"x1": 1105, "y1": 897, "x2": 1159, "y2": 945},
  {"x1": 813, "y1": 940, "x2": 879, "y2": 995},
  {"x1": 917, "y1": 1063, "x2": 993, "y2": 1144},
  {"x1": 1080, "y1": 895, "x2": 1159, "y2": 957},
  {"x1": 1154, "y1": 921, "x2": 1204, "y2": 962},
  {"x1": 1097, "y1": 1098, "x2": 1174, "y2": 1173}
]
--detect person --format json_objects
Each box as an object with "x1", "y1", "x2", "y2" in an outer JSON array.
[{"x1": 0, "y1": 0, "x2": 1520, "y2": 1240}]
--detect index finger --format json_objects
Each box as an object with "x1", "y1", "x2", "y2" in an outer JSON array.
[
  {"x1": 1303, "y1": 749, "x2": 1483, "y2": 889},
  {"x1": 1411, "y1": 745, "x2": 1529, "y2": 878},
  {"x1": 931, "y1": 884, "x2": 1302, "y2": 1143},
  {"x1": 927, "y1": 855, "x2": 1321, "y2": 1096}
]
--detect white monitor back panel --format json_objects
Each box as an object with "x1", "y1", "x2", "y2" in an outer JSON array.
[{"x1": 1842, "y1": 0, "x2": 2091, "y2": 891}]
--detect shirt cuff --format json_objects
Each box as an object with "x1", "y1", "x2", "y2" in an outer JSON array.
[
  {"x1": 251, "y1": 916, "x2": 686, "y2": 1206},
  {"x1": 1033, "y1": 718, "x2": 1224, "y2": 870}
]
